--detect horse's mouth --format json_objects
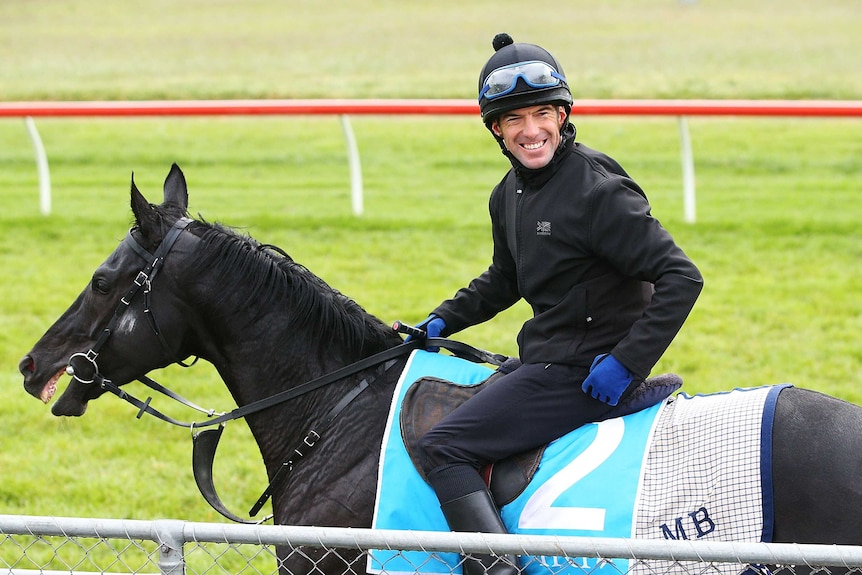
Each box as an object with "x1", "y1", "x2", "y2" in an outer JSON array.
[
  {"x1": 41, "y1": 368, "x2": 65, "y2": 403},
  {"x1": 20, "y1": 355, "x2": 91, "y2": 417}
]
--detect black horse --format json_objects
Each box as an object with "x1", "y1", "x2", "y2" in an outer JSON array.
[{"x1": 19, "y1": 165, "x2": 862, "y2": 573}]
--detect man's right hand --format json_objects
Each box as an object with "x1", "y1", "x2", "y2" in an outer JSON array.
[{"x1": 409, "y1": 315, "x2": 447, "y2": 352}]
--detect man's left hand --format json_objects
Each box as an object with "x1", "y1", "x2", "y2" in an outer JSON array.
[{"x1": 581, "y1": 353, "x2": 634, "y2": 406}]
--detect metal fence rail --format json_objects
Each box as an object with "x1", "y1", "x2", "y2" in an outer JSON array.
[{"x1": 2, "y1": 515, "x2": 862, "y2": 575}]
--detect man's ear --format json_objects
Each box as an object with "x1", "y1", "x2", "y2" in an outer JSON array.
[
  {"x1": 491, "y1": 120, "x2": 503, "y2": 138},
  {"x1": 558, "y1": 105, "x2": 570, "y2": 127}
]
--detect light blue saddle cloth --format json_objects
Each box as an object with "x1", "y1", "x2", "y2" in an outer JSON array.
[{"x1": 369, "y1": 350, "x2": 665, "y2": 575}]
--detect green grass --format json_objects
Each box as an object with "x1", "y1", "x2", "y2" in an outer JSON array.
[
  {"x1": 1, "y1": 0, "x2": 860, "y2": 100},
  {"x1": 1, "y1": 0, "x2": 861, "y2": 527}
]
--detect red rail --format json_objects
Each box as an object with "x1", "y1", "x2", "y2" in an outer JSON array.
[
  {"x1": 2, "y1": 99, "x2": 862, "y2": 118},
  {"x1": 6, "y1": 99, "x2": 860, "y2": 220}
]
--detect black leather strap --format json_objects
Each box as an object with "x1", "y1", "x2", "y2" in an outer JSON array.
[{"x1": 192, "y1": 426, "x2": 262, "y2": 524}]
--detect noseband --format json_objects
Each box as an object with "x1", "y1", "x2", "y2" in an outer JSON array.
[{"x1": 66, "y1": 217, "x2": 194, "y2": 388}]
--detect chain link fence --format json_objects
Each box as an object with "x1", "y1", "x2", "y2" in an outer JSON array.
[{"x1": 2, "y1": 515, "x2": 862, "y2": 575}]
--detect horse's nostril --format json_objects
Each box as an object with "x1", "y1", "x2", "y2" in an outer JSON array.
[{"x1": 18, "y1": 355, "x2": 36, "y2": 376}]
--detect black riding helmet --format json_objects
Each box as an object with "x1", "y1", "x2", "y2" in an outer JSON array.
[{"x1": 478, "y1": 33, "x2": 573, "y2": 128}]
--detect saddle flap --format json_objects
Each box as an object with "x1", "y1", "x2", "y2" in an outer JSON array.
[
  {"x1": 399, "y1": 367, "x2": 546, "y2": 505},
  {"x1": 400, "y1": 375, "x2": 494, "y2": 482}
]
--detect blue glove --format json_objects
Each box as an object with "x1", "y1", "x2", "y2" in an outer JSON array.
[
  {"x1": 581, "y1": 353, "x2": 634, "y2": 406},
  {"x1": 408, "y1": 315, "x2": 446, "y2": 352}
]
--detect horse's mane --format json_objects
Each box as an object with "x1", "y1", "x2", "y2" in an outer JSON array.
[{"x1": 185, "y1": 218, "x2": 397, "y2": 356}]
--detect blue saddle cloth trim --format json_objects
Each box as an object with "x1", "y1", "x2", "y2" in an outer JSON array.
[{"x1": 759, "y1": 383, "x2": 790, "y2": 542}]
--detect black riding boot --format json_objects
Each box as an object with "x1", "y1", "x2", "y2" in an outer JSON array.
[{"x1": 440, "y1": 489, "x2": 519, "y2": 575}]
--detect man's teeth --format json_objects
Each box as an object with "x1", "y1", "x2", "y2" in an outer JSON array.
[{"x1": 524, "y1": 141, "x2": 544, "y2": 150}]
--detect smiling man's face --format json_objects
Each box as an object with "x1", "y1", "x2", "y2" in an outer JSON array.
[{"x1": 491, "y1": 104, "x2": 567, "y2": 170}]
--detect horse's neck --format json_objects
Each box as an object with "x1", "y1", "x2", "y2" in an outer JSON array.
[
  {"x1": 189, "y1": 281, "x2": 360, "y2": 390},
  {"x1": 205, "y1": 313, "x2": 400, "y2": 467},
  {"x1": 207, "y1": 330, "x2": 353, "y2": 409},
  {"x1": 181, "y1": 249, "x2": 402, "y2": 471},
  {"x1": 209, "y1": 317, "x2": 395, "y2": 400}
]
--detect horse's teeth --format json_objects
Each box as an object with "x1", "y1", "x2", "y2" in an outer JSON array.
[{"x1": 41, "y1": 370, "x2": 63, "y2": 404}]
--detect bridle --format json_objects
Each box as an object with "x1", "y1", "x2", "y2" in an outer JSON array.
[
  {"x1": 66, "y1": 217, "x2": 195, "y2": 392},
  {"x1": 62, "y1": 215, "x2": 508, "y2": 524},
  {"x1": 63, "y1": 217, "x2": 221, "y2": 425}
]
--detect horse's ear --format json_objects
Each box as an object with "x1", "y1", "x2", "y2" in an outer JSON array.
[
  {"x1": 130, "y1": 172, "x2": 159, "y2": 233},
  {"x1": 163, "y1": 163, "x2": 189, "y2": 210}
]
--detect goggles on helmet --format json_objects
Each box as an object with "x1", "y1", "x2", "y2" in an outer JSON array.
[{"x1": 478, "y1": 60, "x2": 567, "y2": 102}]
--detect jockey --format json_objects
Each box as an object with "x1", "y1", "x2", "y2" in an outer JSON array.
[{"x1": 414, "y1": 33, "x2": 703, "y2": 575}]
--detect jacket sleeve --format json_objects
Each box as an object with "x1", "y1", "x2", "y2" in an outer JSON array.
[
  {"x1": 588, "y1": 176, "x2": 703, "y2": 379},
  {"x1": 431, "y1": 185, "x2": 521, "y2": 336}
]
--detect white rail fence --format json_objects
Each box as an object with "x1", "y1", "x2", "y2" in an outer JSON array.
[
  {"x1": 2, "y1": 515, "x2": 862, "y2": 575},
  {"x1": 2, "y1": 99, "x2": 861, "y2": 222}
]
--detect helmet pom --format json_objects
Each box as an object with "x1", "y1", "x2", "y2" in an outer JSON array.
[{"x1": 492, "y1": 33, "x2": 514, "y2": 52}]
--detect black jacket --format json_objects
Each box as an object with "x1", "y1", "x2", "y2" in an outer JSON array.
[{"x1": 433, "y1": 124, "x2": 703, "y2": 378}]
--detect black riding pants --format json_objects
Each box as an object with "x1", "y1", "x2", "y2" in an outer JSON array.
[{"x1": 417, "y1": 362, "x2": 629, "y2": 503}]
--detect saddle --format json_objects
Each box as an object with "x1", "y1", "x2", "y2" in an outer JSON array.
[{"x1": 400, "y1": 359, "x2": 682, "y2": 506}]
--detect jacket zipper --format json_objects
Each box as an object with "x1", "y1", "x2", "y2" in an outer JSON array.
[{"x1": 514, "y1": 178, "x2": 527, "y2": 296}]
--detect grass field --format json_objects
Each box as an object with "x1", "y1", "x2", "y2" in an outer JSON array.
[{"x1": 1, "y1": 0, "x2": 861, "y2": 525}]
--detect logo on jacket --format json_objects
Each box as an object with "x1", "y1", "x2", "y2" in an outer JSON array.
[{"x1": 537, "y1": 221, "x2": 552, "y2": 236}]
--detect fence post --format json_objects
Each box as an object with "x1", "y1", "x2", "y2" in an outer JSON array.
[
  {"x1": 340, "y1": 114, "x2": 364, "y2": 216},
  {"x1": 678, "y1": 116, "x2": 696, "y2": 223},
  {"x1": 24, "y1": 117, "x2": 52, "y2": 216},
  {"x1": 152, "y1": 519, "x2": 186, "y2": 575}
]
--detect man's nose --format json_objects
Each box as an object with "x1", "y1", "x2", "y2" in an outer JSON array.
[{"x1": 522, "y1": 116, "x2": 541, "y2": 137}]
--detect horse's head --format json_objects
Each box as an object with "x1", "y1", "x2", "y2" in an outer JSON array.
[{"x1": 19, "y1": 164, "x2": 196, "y2": 416}]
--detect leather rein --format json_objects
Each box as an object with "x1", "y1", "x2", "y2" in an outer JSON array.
[{"x1": 64, "y1": 217, "x2": 507, "y2": 523}]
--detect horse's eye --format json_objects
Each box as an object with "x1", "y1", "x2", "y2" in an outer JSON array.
[{"x1": 92, "y1": 277, "x2": 111, "y2": 295}]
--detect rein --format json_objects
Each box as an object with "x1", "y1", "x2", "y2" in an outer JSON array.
[{"x1": 98, "y1": 334, "x2": 506, "y2": 430}]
